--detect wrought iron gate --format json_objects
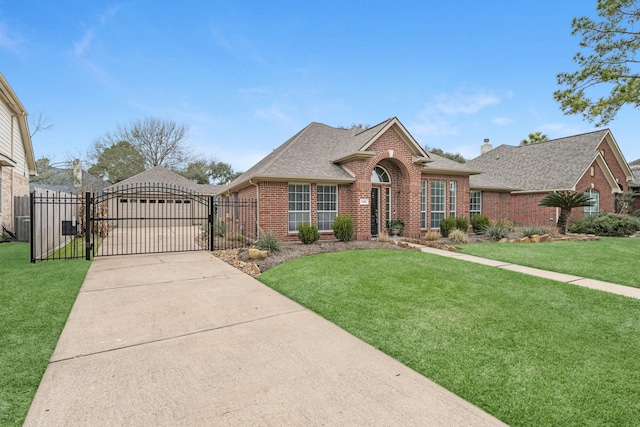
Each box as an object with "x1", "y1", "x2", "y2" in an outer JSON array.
[{"x1": 30, "y1": 184, "x2": 257, "y2": 262}]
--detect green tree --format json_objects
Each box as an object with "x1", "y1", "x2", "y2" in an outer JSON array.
[
  {"x1": 91, "y1": 117, "x2": 192, "y2": 170},
  {"x1": 555, "y1": 0, "x2": 640, "y2": 126},
  {"x1": 520, "y1": 132, "x2": 549, "y2": 145},
  {"x1": 180, "y1": 160, "x2": 210, "y2": 184},
  {"x1": 424, "y1": 145, "x2": 466, "y2": 163},
  {"x1": 88, "y1": 140, "x2": 146, "y2": 184},
  {"x1": 539, "y1": 191, "x2": 594, "y2": 234},
  {"x1": 208, "y1": 160, "x2": 242, "y2": 184}
]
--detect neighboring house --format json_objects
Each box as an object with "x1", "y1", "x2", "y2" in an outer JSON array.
[
  {"x1": 629, "y1": 158, "x2": 640, "y2": 212},
  {"x1": 0, "y1": 73, "x2": 37, "y2": 232},
  {"x1": 31, "y1": 160, "x2": 108, "y2": 194},
  {"x1": 217, "y1": 117, "x2": 480, "y2": 241},
  {"x1": 104, "y1": 166, "x2": 222, "y2": 227},
  {"x1": 466, "y1": 129, "x2": 635, "y2": 225}
]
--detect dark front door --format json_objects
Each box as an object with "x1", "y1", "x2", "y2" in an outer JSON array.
[{"x1": 370, "y1": 188, "x2": 379, "y2": 237}]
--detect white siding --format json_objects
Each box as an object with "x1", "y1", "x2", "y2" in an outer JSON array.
[{"x1": 0, "y1": 101, "x2": 12, "y2": 159}]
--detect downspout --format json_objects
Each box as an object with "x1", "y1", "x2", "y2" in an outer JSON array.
[{"x1": 249, "y1": 180, "x2": 260, "y2": 238}]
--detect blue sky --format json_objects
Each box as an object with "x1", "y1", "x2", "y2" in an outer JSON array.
[{"x1": 2, "y1": 1, "x2": 639, "y2": 173}]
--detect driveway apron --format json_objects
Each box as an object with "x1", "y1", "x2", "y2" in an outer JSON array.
[{"x1": 24, "y1": 251, "x2": 506, "y2": 426}]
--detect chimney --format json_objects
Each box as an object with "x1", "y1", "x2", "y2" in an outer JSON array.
[
  {"x1": 481, "y1": 138, "x2": 492, "y2": 155},
  {"x1": 72, "y1": 159, "x2": 82, "y2": 190}
]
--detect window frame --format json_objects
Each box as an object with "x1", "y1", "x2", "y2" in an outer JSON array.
[
  {"x1": 316, "y1": 184, "x2": 338, "y2": 232},
  {"x1": 449, "y1": 181, "x2": 457, "y2": 218},
  {"x1": 420, "y1": 179, "x2": 427, "y2": 229},
  {"x1": 430, "y1": 180, "x2": 446, "y2": 228},
  {"x1": 470, "y1": 190, "x2": 482, "y2": 219},
  {"x1": 288, "y1": 183, "x2": 311, "y2": 232},
  {"x1": 584, "y1": 189, "x2": 599, "y2": 217}
]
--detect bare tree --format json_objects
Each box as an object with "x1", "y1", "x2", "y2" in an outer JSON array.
[
  {"x1": 29, "y1": 112, "x2": 53, "y2": 138},
  {"x1": 92, "y1": 117, "x2": 192, "y2": 170}
]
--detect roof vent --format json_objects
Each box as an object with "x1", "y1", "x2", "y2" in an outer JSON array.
[{"x1": 481, "y1": 138, "x2": 492, "y2": 155}]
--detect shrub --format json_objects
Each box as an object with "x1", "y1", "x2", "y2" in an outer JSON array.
[
  {"x1": 256, "y1": 232, "x2": 280, "y2": 252},
  {"x1": 212, "y1": 218, "x2": 226, "y2": 237},
  {"x1": 483, "y1": 223, "x2": 511, "y2": 241},
  {"x1": 332, "y1": 214, "x2": 354, "y2": 242},
  {"x1": 377, "y1": 230, "x2": 390, "y2": 242},
  {"x1": 448, "y1": 229, "x2": 469, "y2": 244},
  {"x1": 424, "y1": 230, "x2": 440, "y2": 241},
  {"x1": 494, "y1": 218, "x2": 515, "y2": 231},
  {"x1": 439, "y1": 216, "x2": 457, "y2": 237},
  {"x1": 455, "y1": 216, "x2": 469, "y2": 232},
  {"x1": 471, "y1": 214, "x2": 490, "y2": 233},
  {"x1": 520, "y1": 225, "x2": 553, "y2": 238},
  {"x1": 298, "y1": 223, "x2": 320, "y2": 244},
  {"x1": 568, "y1": 212, "x2": 640, "y2": 236}
]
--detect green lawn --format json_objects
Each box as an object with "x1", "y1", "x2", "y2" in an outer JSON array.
[
  {"x1": 0, "y1": 243, "x2": 90, "y2": 426},
  {"x1": 459, "y1": 237, "x2": 640, "y2": 288},
  {"x1": 259, "y1": 249, "x2": 640, "y2": 426}
]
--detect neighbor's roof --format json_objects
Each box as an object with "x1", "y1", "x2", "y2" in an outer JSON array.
[
  {"x1": 220, "y1": 117, "x2": 478, "y2": 194},
  {"x1": 105, "y1": 166, "x2": 222, "y2": 195},
  {"x1": 0, "y1": 73, "x2": 36, "y2": 175},
  {"x1": 467, "y1": 129, "x2": 632, "y2": 192},
  {"x1": 629, "y1": 158, "x2": 640, "y2": 187}
]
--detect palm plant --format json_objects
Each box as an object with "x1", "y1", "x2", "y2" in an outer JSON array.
[{"x1": 539, "y1": 191, "x2": 594, "y2": 234}]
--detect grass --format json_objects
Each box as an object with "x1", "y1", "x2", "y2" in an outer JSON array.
[
  {"x1": 0, "y1": 243, "x2": 90, "y2": 426},
  {"x1": 459, "y1": 237, "x2": 640, "y2": 288},
  {"x1": 259, "y1": 249, "x2": 640, "y2": 426}
]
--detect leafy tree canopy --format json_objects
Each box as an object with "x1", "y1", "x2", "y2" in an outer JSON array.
[
  {"x1": 520, "y1": 132, "x2": 549, "y2": 145},
  {"x1": 555, "y1": 0, "x2": 640, "y2": 126},
  {"x1": 87, "y1": 140, "x2": 146, "y2": 184},
  {"x1": 424, "y1": 145, "x2": 466, "y2": 163},
  {"x1": 179, "y1": 159, "x2": 243, "y2": 185}
]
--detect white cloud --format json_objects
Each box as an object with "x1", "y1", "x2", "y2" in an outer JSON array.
[
  {"x1": 0, "y1": 22, "x2": 22, "y2": 54},
  {"x1": 434, "y1": 89, "x2": 501, "y2": 115},
  {"x1": 538, "y1": 123, "x2": 586, "y2": 138},
  {"x1": 255, "y1": 103, "x2": 295, "y2": 127},
  {"x1": 492, "y1": 116, "x2": 512, "y2": 126},
  {"x1": 72, "y1": 29, "x2": 95, "y2": 57}
]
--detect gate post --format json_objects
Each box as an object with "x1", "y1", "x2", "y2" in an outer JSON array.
[
  {"x1": 29, "y1": 191, "x2": 35, "y2": 263},
  {"x1": 208, "y1": 196, "x2": 215, "y2": 251},
  {"x1": 85, "y1": 192, "x2": 92, "y2": 261}
]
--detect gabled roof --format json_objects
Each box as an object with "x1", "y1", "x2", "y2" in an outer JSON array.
[
  {"x1": 630, "y1": 158, "x2": 640, "y2": 188},
  {"x1": 220, "y1": 117, "x2": 475, "y2": 194},
  {"x1": 0, "y1": 73, "x2": 36, "y2": 175},
  {"x1": 467, "y1": 129, "x2": 632, "y2": 193},
  {"x1": 105, "y1": 166, "x2": 222, "y2": 195}
]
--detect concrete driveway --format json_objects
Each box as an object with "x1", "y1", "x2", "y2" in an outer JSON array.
[{"x1": 24, "y1": 251, "x2": 506, "y2": 426}]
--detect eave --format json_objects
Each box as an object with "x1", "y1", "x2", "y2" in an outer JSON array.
[{"x1": 332, "y1": 151, "x2": 376, "y2": 164}]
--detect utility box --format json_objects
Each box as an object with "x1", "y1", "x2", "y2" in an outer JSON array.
[
  {"x1": 62, "y1": 220, "x2": 78, "y2": 236},
  {"x1": 14, "y1": 216, "x2": 30, "y2": 242}
]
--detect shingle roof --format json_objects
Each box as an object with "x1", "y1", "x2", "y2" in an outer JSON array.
[
  {"x1": 467, "y1": 129, "x2": 611, "y2": 191},
  {"x1": 630, "y1": 158, "x2": 640, "y2": 187},
  {"x1": 221, "y1": 117, "x2": 477, "y2": 194},
  {"x1": 105, "y1": 166, "x2": 220, "y2": 195}
]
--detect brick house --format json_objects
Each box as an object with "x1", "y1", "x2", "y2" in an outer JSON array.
[
  {"x1": 0, "y1": 73, "x2": 37, "y2": 232},
  {"x1": 218, "y1": 117, "x2": 479, "y2": 241},
  {"x1": 466, "y1": 129, "x2": 635, "y2": 226}
]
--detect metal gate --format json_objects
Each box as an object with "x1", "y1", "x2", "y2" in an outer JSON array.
[{"x1": 30, "y1": 184, "x2": 257, "y2": 262}]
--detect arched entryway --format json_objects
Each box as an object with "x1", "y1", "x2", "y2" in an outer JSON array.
[{"x1": 370, "y1": 160, "x2": 410, "y2": 237}]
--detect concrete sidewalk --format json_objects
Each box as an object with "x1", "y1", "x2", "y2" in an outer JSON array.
[
  {"x1": 417, "y1": 246, "x2": 640, "y2": 300},
  {"x1": 24, "y1": 251, "x2": 506, "y2": 426}
]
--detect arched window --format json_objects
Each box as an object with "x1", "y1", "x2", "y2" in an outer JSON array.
[
  {"x1": 584, "y1": 189, "x2": 599, "y2": 217},
  {"x1": 371, "y1": 166, "x2": 390, "y2": 183}
]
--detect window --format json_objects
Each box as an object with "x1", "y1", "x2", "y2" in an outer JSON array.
[
  {"x1": 385, "y1": 187, "x2": 391, "y2": 229},
  {"x1": 449, "y1": 181, "x2": 457, "y2": 218},
  {"x1": 585, "y1": 189, "x2": 599, "y2": 217},
  {"x1": 430, "y1": 180, "x2": 445, "y2": 228},
  {"x1": 288, "y1": 184, "x2": 310, "y2": 232},
  {"x1": 317, "y1": 185, "x2": 337, "y2": 231},
  {"x1": 470, "y1": 191, "x2": 482, "y2": 218},
  {"x1": 420, "y1": 180, "x2": 427, "y2": 228},
  {"x1": 371, "y1": 166, "x2": 390, "y2": 183}
]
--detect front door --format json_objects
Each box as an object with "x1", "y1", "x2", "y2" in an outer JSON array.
[{"x1": 370, "y1": 188, "x2": 379, "y2": 237}]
